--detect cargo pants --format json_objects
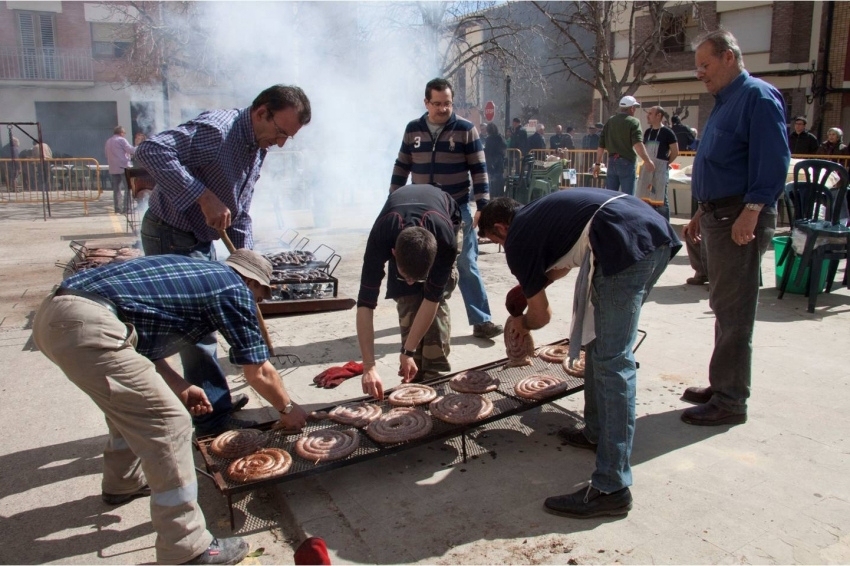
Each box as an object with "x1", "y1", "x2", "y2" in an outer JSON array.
[
  {"x1": 33, "y1": 293, "x2": 213, "y2": 564},
  {"x1": 395, "y1": 228, "x2": 461, "y2": 378},
  {"x1": 395, "y1": 269, "x2": 457, "y2": 378}
]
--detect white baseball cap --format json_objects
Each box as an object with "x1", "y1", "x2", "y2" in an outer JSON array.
[{"x1": 619, "y1": 95, "x2": 641, "y2": 108}]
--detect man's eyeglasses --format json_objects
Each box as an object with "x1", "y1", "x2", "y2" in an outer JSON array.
[
  {"x1": 427, "y1": 101, "x2": 453, "y2": 109},
  {"x1": 270, "y1": 114, "x2": 291, "y2": 139},
  {"x1": 396, "y1": 275, "x2": 426, "y2": 284}
]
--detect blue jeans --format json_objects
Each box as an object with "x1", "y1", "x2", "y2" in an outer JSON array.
[
  {"x1": 458, "y1": 203, "x2": 493, "y2": 326},
  {"x1": 111, "y1": 173, "x2": 128, "y2": 214},
  {"x1": 605, "y1": 157, "x2": 637, "y2": 196},
  {"x1": 140, "y1": 210, "x2": 233, "y2": 431},
  {"x1": 582, "y1": 245, "x2": 670, "y2": 493},
  {"x1": 701, "y1": 202, "x2": 775, "y2": 413}
]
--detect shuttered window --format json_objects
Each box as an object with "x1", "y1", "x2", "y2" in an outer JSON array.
[{"x1": 17, "y1": 12, "x2": 57, "y2": 79}]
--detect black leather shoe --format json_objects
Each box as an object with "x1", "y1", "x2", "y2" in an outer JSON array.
[
  {"x1": 228, "y1": 393, "x2": 249, "y2": 414},
  {"x1": 557, "y1": 428, "x2": 597, "y2": 452},
  {"x1": 681, "y1": 386, "x2": 712, "y2": 404},
  {"x1": 681, "y1": 403, "x2": 747, "y2": 426},
  {"x1": 182, "y1": 537, "x2": 249, "y2": 565},
  {"x1": 102, "y1": 484, "x2": 151, "y2": 506},
  {"x1": 544, "y1": 485, "x2": 632, "y2": 519}
]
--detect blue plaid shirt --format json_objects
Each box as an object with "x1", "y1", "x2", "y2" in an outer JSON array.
[
  {"x1": 62, "y1": 255, "x2": 269, "y2": 364},
  {"x1": 135, "y1": 108, "x2": 266, "y2": 249}
]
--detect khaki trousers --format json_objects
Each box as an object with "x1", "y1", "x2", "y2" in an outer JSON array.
[{"x1": 33, "y1": 293, "x2": 213, "y2": 564}]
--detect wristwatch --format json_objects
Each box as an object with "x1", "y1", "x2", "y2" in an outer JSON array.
[
  {"x1": 400, "y1": 346, "x2": 416, "y2": 357},
  {"x1": 745, "y1": 203, "x2": 764, "y2": 212},
  {"x1": 279, "y1": 401, "x2": 294, "y2": 415}
]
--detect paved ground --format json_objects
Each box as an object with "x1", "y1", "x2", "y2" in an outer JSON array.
[{"x1": 1, "y1": 193, "x2": 848, "y2": 564}]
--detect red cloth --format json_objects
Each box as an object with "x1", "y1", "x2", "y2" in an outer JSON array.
[
  {"x1": 505, "y1": 284, "x2": 528, "y2": 317},
  {"x1": 294, "y1": 537, "x2": 331, "y2": 565},
  {"x1": 312, "y1": 361, "x2": 364, "y2": 389}
]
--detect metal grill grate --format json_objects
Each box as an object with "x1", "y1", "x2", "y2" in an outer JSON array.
[
  {"x1": 196, "y1": 342, "x2": 583, "y2": 495},
  {"x1": 195, "y1": 335, "x2": 646, "y2": 528}
]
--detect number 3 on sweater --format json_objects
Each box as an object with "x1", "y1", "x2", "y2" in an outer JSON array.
[{"x1": 413, "y1": 136, "x2": 421, "y2": 148}]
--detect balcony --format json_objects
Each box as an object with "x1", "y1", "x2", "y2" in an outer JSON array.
[{"x1": 0, "y1": 46, "x2": 94, "y2": 82}]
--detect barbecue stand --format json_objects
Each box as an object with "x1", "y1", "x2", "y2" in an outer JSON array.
[
  {"x1": 195, "y1": 333, "x2": 646, "y2": 529},
  {"x1": 259, "y1": 242, "x2": 355, "y2": 317}
]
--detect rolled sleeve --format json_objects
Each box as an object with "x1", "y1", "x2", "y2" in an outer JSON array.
[{"x1": 212, "y1": 297, "x2": 269, "y2": 365}]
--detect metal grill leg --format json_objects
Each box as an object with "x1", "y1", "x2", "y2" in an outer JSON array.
[
  {"x1": 227, "y1": 493, "x2": 235, "y2": 530},
  {"x1": 462, "y1": 432, "x2": 468, "y2": 464}
]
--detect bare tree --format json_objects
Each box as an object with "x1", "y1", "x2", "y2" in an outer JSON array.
[
  {"x1": 98, "y1": 2, "x2": 231, "y2": 125},
  {"x1": 368, "y1": 2, "x2": 546, "y2": 107},
  {"x1": 532, "y1": 1, "x2": 703, "y2": 118}
]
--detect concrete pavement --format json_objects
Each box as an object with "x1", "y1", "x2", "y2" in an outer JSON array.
[{"x1": 1, "y1": 194, "x2": 848, "y2": 564}]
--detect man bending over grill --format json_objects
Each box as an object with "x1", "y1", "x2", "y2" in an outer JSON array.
[
  {"x1": 32, "y1": 250, "x2": 307, "y2": 565},
  {"x1": 478, "y1": 192, "x2": 680, "y2": 519},
  {"x1": 357, "y1": 184, "x2": 461, "y2": 400},
  {"x1": 135, "y1": 84, "x2": 311, "y2": 436}
]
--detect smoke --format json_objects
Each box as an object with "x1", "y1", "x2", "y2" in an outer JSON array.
[{"x1": 195, "y1": 2, "x2": 441, "y2": 234}]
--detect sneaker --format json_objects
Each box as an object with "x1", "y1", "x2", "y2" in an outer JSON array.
[
  {"x1": 102, "y1": 484, "x2": 151, "y2": 506},
  {"x1": 195, "y1": 416, "x2": 258, "y2": 438},
  {"x1": 544, "y1": 485, "x2": 632, "y2": 519},
  {"x1": 228, "y1": 393, "x2": 249, "y2": 414},
  {"x1": 557, "y1": 428, "x2": 597, "y2": 452},
  {"x1": 182, "y1": 537, "x2": 249, "y2": 565},
  {"x1": 472, "y1": 321, "x2": 504, "y2": 339}
]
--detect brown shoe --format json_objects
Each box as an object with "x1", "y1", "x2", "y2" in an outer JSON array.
[
  {"x1": 686, "y1": 275, "x2": 708, "y2": 285},
  {"x1": 681, "y1": 403, "x2": 747, "y2": 426},
  {"x1": 681, "y1": 386, "x2": 712, "y2": 404}
]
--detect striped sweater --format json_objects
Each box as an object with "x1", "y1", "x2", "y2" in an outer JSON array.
[{"x1": 390, "y1": 112, "x2": 490, "y2": 210}]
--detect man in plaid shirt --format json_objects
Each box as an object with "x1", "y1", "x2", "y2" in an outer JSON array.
[
  {"x1": 33, "y1": 250, "x2": 307, "y2": 564},
  {"x1": 135, "y1": 85, "x2": 311, "y2": 435}
]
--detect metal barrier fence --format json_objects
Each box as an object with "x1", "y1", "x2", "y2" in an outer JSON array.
[
  {"x1": 788, "y1": 153, "x2": 850, "y2": 174},
  {"x1": 0, "y1": 157, "x2": 104, "y2": 214},
  {"x1": 507, "y1": 149, "x2": 608, "y2": 189}
]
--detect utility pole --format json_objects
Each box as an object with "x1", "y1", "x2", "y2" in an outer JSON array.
[{"x1": 504, "y1": 74, "x2": 511, "y2": 136}]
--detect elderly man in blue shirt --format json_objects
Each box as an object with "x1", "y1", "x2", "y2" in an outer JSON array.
[
  {"x1": 680, "y1": 30, "x2": 790, "y2": 426},
  {"x1": 33, "y1": 250, "x2": 307, "y2": 565},
  {"x1": 135, "y1": 85, "x2": 311, "y2": 436}
]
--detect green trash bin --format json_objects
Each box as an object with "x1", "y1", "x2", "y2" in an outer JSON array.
[{"x1": 773, "y1": 236, "x2": 828, "y2": 295}]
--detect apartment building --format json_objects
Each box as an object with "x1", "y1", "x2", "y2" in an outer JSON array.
[
  {"x1": 0, "y1": 1, "x2": 237, "y2": 162},
  {"x1": 606, "y1": 1, "x2": 850, "y2": 142}
]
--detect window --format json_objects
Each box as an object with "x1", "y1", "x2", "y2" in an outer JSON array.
[
  {"x1": 719, "y1": 6, "x2": 772, "y2": 54},
  {"x1": 661, "y1": 6, "x2": 699, "y2": 54},
  {"x1": 662, "y1": 13, "x2": 686, "y2": 53},
  {"x1": 91, "y1": 22, "x2": 133, "y2": 59},
  {"x1": 613, "y1": 30, "x2": 630, "y2": 59},
  {"x1": 18, "y1": 11, "x2": 56, "y2": 79}
]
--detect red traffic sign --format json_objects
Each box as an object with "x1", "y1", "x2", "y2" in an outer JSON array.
[{"x1": 484, "y1": 100, "x2": 496, "y2": 122}]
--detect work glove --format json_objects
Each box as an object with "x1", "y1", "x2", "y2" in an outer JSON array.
[
  {"x1": 505, "y1": 284, "x2": 528, "y2": 317},
  {"x1": 312, "y1": 361, "x2": 364, "y2": 389}
]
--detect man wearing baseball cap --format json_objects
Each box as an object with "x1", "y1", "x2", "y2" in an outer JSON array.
[
  {"x1": 593, "y1": 96, "x2": 655, "y2": 195},
  {"x1": 32, "y1": 250, "x2": 306, "y2": 565}
]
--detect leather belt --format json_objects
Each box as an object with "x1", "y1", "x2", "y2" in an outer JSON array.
[
  {"x1": 54, "y1": 286, "x2": 119, "y2": 318},
  {"x1": 698, "y1": 194, "x2": 744, "y2": 213}
]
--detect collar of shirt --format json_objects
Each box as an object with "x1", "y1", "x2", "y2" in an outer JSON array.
[
  {"x1": 236, "y1": 107, "x2": 260, "y2": 152},
  {"x1": 714, "y1": 71, "x2": 748, "y2": 105}
]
